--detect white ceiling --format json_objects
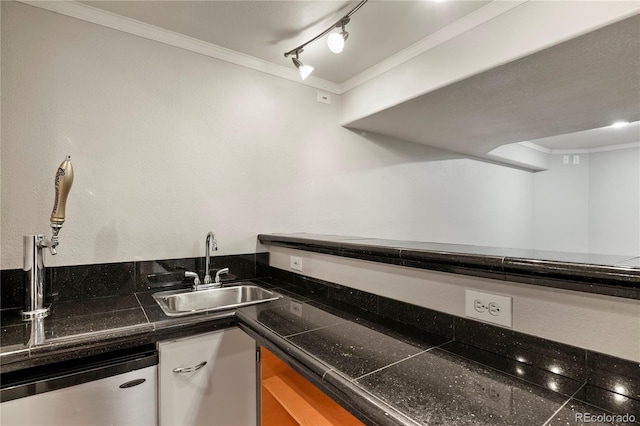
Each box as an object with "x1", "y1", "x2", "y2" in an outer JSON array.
[
  {"x1": 80, "y1": 0, "x2": 489, "y2": 83},
  {"x1": 74, "y1": 1, "x2": 639, "y2": 160}
]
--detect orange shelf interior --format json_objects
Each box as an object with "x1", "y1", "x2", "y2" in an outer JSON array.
[{"x1": 261, "y1": 348, "x2": 364, "y2": 426}]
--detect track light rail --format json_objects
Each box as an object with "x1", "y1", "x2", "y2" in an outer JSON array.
[{"x1": 283, "y1": 0, "x2": 368, "y2": 58}]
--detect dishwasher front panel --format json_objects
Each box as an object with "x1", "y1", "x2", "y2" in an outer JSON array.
[{"x1": 0, "y1": 364, "x2": 157, "y2": 426}]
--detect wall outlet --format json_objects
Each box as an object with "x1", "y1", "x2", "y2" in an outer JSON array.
[
  {"x1": 465, "y1": 290, "x2": 512, "y2": 328},
  {"x1": 317, "y1": 92, "x2": 331, "y2": 104},
  {"x1": 290, "y1": 256, "x2": 303, "y2": 271}
]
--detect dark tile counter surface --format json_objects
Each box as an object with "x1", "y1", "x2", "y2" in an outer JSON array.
[
  {"x1": 0, "y1": 293, "x2": 237, "y2": 373},
  {"x1": 2, "y1": 279, "x2": 638, "y2": 426},
  {"x1": 258, "y1": 233, "x2": 640, "y2": 299}
]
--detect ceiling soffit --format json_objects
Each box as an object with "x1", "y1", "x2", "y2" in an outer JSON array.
[{"x1": 345, "y1": 14, "x2": 640, "y2": 161}]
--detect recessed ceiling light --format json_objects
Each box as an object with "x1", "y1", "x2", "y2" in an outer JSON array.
[{"x1": 610, "y1": 121, "x2": 630, "y2": 128}]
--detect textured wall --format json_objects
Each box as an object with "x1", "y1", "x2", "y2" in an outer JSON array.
[{"x1": 0, "y1": 2, "x2": 536, "y2": 269}]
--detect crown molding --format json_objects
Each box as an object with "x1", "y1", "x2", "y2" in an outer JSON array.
[
  {"x1": 552, "y1": 142, "x2": 640, "y2": 155},
  {"x1": 519, "y1": 141, "x2": 640, "y2": 155},
  {"x1": 586, "y1": 141, "x2": 640, "y2": 153},
  {"x1": 18, "y1": 0, "x2": 529, "y2": 97},
  {"x1": 517, "y1": 142, "x2": 552, "y2": 154},
  {"x1": 17, "y1": 0, "x2": 342, "y2": 94}
]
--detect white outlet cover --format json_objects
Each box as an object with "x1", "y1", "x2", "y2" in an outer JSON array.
[
  {"x1": 290, "y1": 256, "x2": 303, "y2": 271},
  {"x1": 317, "y1": 92, "x2": 331, "y2": 104},
  {"x1": 465, "y1": 289, "x2": 513, "y2": 328}
]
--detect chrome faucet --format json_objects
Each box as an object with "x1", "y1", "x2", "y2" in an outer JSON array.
[{"x1": 203, "y1": 232, "x2": 218, "y2": 284}]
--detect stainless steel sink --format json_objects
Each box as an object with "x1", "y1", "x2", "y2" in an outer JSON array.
[{"x1": 153, "y1": 284, "x2": 281, "y2": 316}]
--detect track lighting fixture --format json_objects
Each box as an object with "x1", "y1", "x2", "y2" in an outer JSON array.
[
  {"x1": 327, "y1": 19, "x2": 349, "y2": 54},
  {"x1": 284, "y1": 0, "x2": 368, "y2": 79},
  {"x1": 291, "y1": 50, "x2": 314, "y2": 80}
]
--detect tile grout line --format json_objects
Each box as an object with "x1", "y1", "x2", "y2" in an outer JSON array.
[
  {"x1": 541, "y1": 383, "x2": 586, "y2": 426},
  {"x1": 132, "y1": 260, "x2": 137, "y2": 295},
  {"x1": 353, "y1": 339, "x2": 454, "y2": 382},
  {"x1": 134, "y1": 293, "x2": 152, "y2": 326},
  {"x1": 283, "y1": 320, "x2": 349, "y2": 339}
]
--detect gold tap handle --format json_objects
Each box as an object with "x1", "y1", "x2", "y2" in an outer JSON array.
[{"x1": 50, "y1": 156, "x2": 74, "y2": 226}]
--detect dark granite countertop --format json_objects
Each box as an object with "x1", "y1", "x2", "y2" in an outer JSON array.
[
  {"x1": 258, "y1": 233, "x2": 640, "y2": 299},
  {"x1": 1, "y1": 279, "x2": 638, "y2": 425},
  {"x1": 0, "y1": 291, "x2": 237, "y2": 373}
]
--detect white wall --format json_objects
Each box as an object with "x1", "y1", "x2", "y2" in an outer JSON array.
[
  {"x1": 268, "y1": 246, "x2": 640, "y2": 362},
  {"x1": 0, "y1": 2, "x2": 535, "y2": 269},
  {"x1": 588, "y1": 147, "x2": 640, "y2": 256},
  {"x1": 533, "y1": 154, "x2": 590, "y2": 253},
  {"x1": 533, "y1": 147, "x2": 640, "y2": 256}
]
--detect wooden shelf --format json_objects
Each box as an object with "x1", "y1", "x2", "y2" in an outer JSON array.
[
  {"x1": 261, "y1": 349, "x2": 363, "y2": 426},
  {"x1": 262, "y1": 383, "x2": 298, "y2": 426}
]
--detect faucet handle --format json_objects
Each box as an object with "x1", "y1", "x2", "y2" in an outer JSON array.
[
  {"x1": 215, "y1": 268, "x2": 229, "y2": 284},
  {"x1": 185, "y1": 271, "x2": 201, "y2": 290}
]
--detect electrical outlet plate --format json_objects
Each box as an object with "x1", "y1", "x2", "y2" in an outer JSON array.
[
  {"x1": 290, "y1": 256, "x2": 302, "y2": 271},
  {"x1": 465, "y1": 290, "x2": 512, "y2": 328},
  {"x1": 317, "y1": 92, "x2": 331, "y2": 104}
]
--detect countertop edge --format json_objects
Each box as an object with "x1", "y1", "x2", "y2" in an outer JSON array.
[
  {"x1": 258, "y1": 234, "x2": 640, "y2": 299},
  {"x1": 236, "y1": 313, "x2": 420, "y2": 426}
]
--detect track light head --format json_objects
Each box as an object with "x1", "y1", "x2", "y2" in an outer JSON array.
[
  {"x1": 291, "y1": 51, "x2": 314, "y2": 80},
  {"x1": 327, "y1": 31, "x2": 348, "y2": 53},
  {"x1": 328, "y1": 19, "x2": 350, "y2": 53},
  {"x1": 284, "y1": 1, "x2": 367, "y2": 77}
]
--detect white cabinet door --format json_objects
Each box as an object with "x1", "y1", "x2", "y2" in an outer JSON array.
[{"x1": 158, "y1": 327, "x2": 257, "y2": 426}]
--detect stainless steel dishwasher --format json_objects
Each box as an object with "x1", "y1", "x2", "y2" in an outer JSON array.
[{"x1": 0, "y1": 344, "x2": 158, "y2": 426}]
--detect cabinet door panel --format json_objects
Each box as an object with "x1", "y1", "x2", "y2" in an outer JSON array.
[
  {"x1": 159, "y1": 328, "x2": 257, "y2": 426},
  {"x1": 0, "y1": 367, "x2": 157, "y2": 426}
]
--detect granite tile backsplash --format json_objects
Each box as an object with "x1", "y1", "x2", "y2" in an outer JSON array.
[
  {"x1": 51, "y1": 262, "x2": 136, "y2": 301},
  {"x1": 0, "y1": 253, "x2": 271, "y2": 310},
  {"x1": 259, "y1": 266, "x2": 640, "y2": 405},
  {"x1": 0, "y1": 269, "x2": 23, "y2": 310}
]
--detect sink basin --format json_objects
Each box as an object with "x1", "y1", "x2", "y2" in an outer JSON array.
[{"x1": 153, "y1": 284, "x2": 281, "y2": 316}]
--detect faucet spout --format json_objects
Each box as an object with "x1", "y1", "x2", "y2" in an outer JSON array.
[{"x1": 203, "y1": 232, "x2": 217, "y2": 284}]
